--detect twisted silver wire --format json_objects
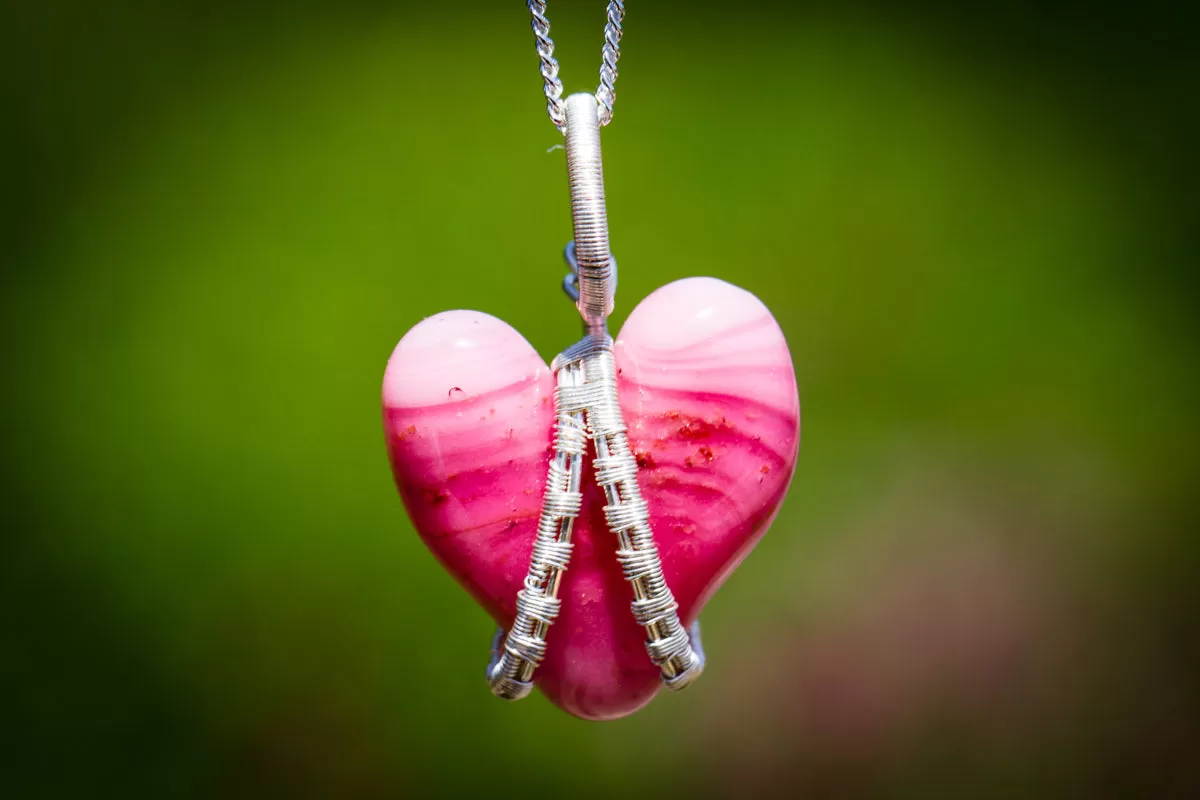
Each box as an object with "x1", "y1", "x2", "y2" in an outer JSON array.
[
  {"x1": 528, "y1": 1, "x2": 625, "y2": 133},
  {"x1": 529, "y1": 1, "x2": 567, "y2": 132},
  {"x1": 486, "y1": 336, "x2": 703, "y2": 697},
  {"x1": 487, "y1": 361, "x2": 587, "y2": 700},
  {"x1": 487, "y1": 83, "x2": 704, "y2": 701},
  {"x1": 569, "y1": 335, "x2": 704, "y2": 689},
  {"x1": 596, "y1": 1, "x2": 624, "y2": 126},
  {"x1": 557, "y1": 92, "x2": 701, "y2": 689}
]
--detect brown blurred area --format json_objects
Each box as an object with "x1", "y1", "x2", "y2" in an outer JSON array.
[{"x1": 693, "y1": 455, "x2": 1198, "y2": 796}]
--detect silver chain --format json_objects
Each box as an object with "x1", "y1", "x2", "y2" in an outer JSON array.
[{"x1": 529, "y1": 1, "x2": 625, "y2": 132}]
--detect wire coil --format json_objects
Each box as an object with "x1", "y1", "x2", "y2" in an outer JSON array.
[
  {"x1": 487, "y1": 92, "x2": 702, "y2": 702},
  {"x1": 486, "y1": 361, "x2": 586, "y2": 700}
]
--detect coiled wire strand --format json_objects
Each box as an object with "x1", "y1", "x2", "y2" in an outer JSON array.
[
  {"x1": 529, "y1": 1, "x2": 625, "y2": 133},
  {"x1": 487, "y1": 361, "x2": 587, "y2": 699}
]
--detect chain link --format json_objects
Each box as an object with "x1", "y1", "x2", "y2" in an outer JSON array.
[{"x1": 528, "y1": 1, "x2": 625, "y2": 133}]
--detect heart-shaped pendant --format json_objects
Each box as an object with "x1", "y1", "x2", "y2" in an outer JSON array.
[{"x1": 383, "y1": 276, "x2": 800, "y2": 719}]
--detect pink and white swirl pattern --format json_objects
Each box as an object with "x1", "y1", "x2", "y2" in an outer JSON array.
[{"x1": 383, "y1": 277, "x2": 800, "y2": 719}]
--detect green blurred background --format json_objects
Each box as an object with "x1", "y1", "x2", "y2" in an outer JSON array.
[{"x1": 4, "y1": 1, "x2": 1197, "y2": 797}]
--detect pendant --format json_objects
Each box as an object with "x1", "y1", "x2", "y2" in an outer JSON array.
[{"x1": 382, "y1": 94, "x2": 800, "y2": 720}]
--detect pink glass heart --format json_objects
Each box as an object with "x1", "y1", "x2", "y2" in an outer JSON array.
[{"x1": 382, "y1": 277, "x2": 800, "y2": 720}]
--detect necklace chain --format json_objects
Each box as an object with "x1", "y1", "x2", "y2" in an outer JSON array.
[{"x1": 529, "y1": 1, "x2": 625, "y2": 133}]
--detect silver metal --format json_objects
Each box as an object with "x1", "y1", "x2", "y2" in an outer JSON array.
[
  {"x1": 528, "y1": 0, "x2": 566, "y2": 132},
  {"x1": 528, "y1": 1, "x2": 625, "y2": 133},
  {"x1": 687, "y1": 621, "x2": 707, "y2": 673},
  {"x1": 487, "y1": 360, "x2": 587, "y2": 699},
  {"x1": 487, "y1": 13, "x2": 703, "y2": 701},
  {"x1": 562, "y1": 241, "x2": 617, "y2": 302},
  {"x1": 596, "y1": 1, "x2": 625, "y2": 126},
  {"x1": 564, "y1": 334, "x2": 703, "y2": 689},
  {"x1": 487, "y1": 329, "x2": 703, "y2": 695},
  {"x1": 564, "y1": 93, "x2": 615, "y2": 330}
]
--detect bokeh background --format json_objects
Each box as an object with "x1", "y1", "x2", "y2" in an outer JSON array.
[{"x1": 4, "y1": 1, "x2": 1197, "y2": 797}]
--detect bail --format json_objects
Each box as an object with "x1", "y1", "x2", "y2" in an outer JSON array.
[{"x1": 563, "y1": 92, "x2": 615, "y2": 331}]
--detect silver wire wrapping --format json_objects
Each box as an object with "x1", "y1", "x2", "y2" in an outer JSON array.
[
  {"x1": 564, "y1": 94, "x2": 615, "y2": 330},
  {"x1": 560, "y1": 334, "x2": 704, "y2": 689},
  {"x1": 487, "y1": 92, "x2": 703, "y2": 700},
  {"x1": 486, "y1": 361, "x2": 587, "y2": 699},
  {"x1": 562, "y1": 241, "x2": 617, "y2": 303}
]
